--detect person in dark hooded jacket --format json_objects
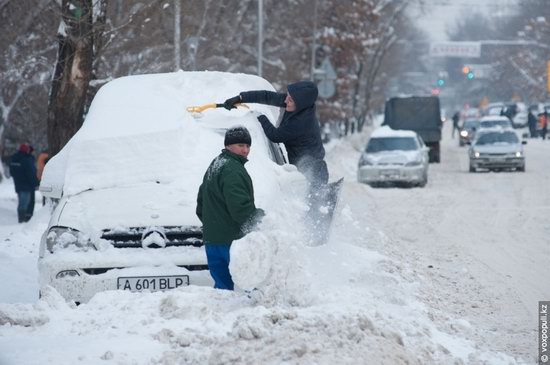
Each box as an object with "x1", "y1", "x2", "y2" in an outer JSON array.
[
  {"x1": 223, "y1": 81, "x2": 328, "y2": 188},
  {"x1": 9, "y1": 143, "x2": 39, "y2": 223}
]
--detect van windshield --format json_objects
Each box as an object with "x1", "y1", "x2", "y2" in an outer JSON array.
[{"x1": 366, "y1": 137, "x2": 418, "y2": 153}]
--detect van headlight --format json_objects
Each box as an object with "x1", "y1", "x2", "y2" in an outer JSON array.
[
  {"x1": 358, "y1": 155, "x2": 373, "y2": 167},
  {"x1": 46, "y1": 227, "x2": 95, "y2": 253},
  {"x1": 515, "y1": 151, "x2": 522, "y2": 157},
  {"x1": 460, "y1": 130, "x2": 468, "y2": 137}
]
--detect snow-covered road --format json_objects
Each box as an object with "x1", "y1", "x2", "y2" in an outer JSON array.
[
  {"x1": 327, "y1": 121, "x2": 550, "y2": 363},
  {"x1": 0, "y1": 121, "x2": 547, "y2": 364}
]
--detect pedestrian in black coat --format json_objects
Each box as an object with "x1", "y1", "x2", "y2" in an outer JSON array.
[
  {"x1": 9, "y1": 143, "x2": 39, "y2": 223},
  {"x1": 452, "y1": 111, "x2": 460, "y2": 138},
  {"x1": 224, "y1": 81, "x2": 328, "y2": 188},
  {"x1": 528, "y1": 109, "x2": 538, "y2": 138}
]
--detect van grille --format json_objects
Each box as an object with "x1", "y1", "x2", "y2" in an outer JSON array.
[
  {"x1": 101, "y1": 226, "x2": 203, "y2": 248},
  {"x1": 82, "y1": 264, "x2": 209, "y2": 275}
]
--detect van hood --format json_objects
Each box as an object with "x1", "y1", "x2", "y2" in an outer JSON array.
[{"x1": 54, "y1": 183, "x2": 200, "y2": 234}]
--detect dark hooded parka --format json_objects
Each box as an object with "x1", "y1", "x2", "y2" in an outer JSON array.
[
  {"x1": 10, "y1": 145, "x2": 39, "y2": 193},
  {"x1": 239, "y1": 81, "x2": 328, "y2": 185}
]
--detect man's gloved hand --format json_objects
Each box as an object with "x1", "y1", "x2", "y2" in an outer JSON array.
[
  {"x1": 223, "y1": 95, "x2": 241, "y2": 110},
  {"x1": 256, "y1": 114, "x2": 270, "y2": 125},
  {"x1": 248, "y1": 110, "x2": 268, "y2": 124}
]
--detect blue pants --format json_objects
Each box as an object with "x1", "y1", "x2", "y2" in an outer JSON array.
[
  {"x1": 205, "y1": 243, "x2": 234, "y2": 290},
  {"x1": 17, "y1": 191, "x2": 34, "y2": 223}
]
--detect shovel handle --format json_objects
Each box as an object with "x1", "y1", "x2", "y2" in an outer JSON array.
[{"x1": 186, "y1": 103, "x2": 249, "y2": 113}]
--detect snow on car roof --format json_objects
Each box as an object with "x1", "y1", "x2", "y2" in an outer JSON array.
[
  {"x1": 475, "y1": 126, "x2": 516, "y2": 135},
  {"x1": 41, "y1": 71, "x2": 283, "y2": 197},
  {"x1": 480, "y1": 115, "x2": 510, "y2": 122},
  {"x1": 370, "y1": 125, "x2": 417, "y2": 138}
]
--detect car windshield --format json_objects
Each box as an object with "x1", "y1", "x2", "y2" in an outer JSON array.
[
  {"x1": 480, "y1": 120, "x2": 511, "y2": 128},
  {"x1": 366, "y1": 137, "x2": 418, "y2": 152},
  {"x1": 475, "y1": 131, "x2": 519, "y2": 145},
  {"x1": 487, "y1": 107, "x2": 503, "y2": 115},
  {"x1": 463, "y1": 120, "x2": 480, "y2": 129}
]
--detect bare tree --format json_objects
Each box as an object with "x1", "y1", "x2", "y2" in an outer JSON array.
[
  {"x1": 0, "y1": 0, "x2": 57, "y2": 162},
  {"x1": 317, "y1": 0, "x2": 411, "y2": 132},
  {"x1": 47, "y1": 0, "x2": 96, "y2": 156}
]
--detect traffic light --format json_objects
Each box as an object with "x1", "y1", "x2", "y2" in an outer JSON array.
[
  {"x1": 462, "y1": 66, "x2": 475, "y2": 80},
  {"x1": 437, "y1": 78, "x2": 445, "y2": 86}
]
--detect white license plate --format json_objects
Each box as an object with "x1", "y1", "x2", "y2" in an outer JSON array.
[
  {"x1": 117, "y1": 275, "x2": 189, "y2": 292},
  {"x1": 381, "y1": 169, "x2": 399, "y2": 178}
]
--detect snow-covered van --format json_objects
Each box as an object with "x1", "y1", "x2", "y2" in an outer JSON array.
[{"x1": 38, "y1": 71, "x2": 296, "y2": 303}]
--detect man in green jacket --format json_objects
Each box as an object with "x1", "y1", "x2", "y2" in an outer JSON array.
[{"x1": 196, "y1": 126, "x2": 264, "y2": 290}]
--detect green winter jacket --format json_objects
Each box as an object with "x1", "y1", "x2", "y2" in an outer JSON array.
[{"x1": 196, "y1": 149, "x2": 264, "y2": 244}]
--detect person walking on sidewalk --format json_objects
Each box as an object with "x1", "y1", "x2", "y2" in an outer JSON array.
[
  {"x1": 223, "y1": 80, "x2": 328, "y2": 189},
  {"x1": 9, "y1": 143, "x2": 39, "y2": 223},
  {"x1": 196, "y1": 126, "x2": 264, "y2": 290},
  {"x1": 452, "y1": 111, "x2": 460, "y2": 139},
  {"x1": 539, "y1": 108, "x2": 548, "y2": 140},
  {"x1": 528, "y1": 107, "x2": 538, "y2": 138}
]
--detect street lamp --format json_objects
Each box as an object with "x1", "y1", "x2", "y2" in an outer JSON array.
[{"x1": 174, "y1": 0, "x2": 181, "y2": 71}]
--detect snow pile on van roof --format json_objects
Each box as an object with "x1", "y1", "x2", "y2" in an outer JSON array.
[{"x1": 41, "y1": 71, "x2": 281, "y2": 197}]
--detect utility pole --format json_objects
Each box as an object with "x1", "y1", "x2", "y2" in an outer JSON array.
[
  {"x1": 174, "y1": 0, "x2": 181, "y2": 71},
  {"x1": 258, "y1": 0, "x2": 263, "y2": 77},
  {"x1": 187, "y1": 36, "x2": 199, "y2": 71},
  {"x1": 310, "y1": 0, "x2": 318, "y2": 81}
]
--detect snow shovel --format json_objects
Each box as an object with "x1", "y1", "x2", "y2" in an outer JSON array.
[{"x1": 186, "y1": 102, "x2": 249, "y2": 118}]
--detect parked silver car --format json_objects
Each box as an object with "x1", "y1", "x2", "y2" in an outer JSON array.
[
  {"x1": 468, "y1": 128, "x2": 526, "y2": 172},
  {"x1": 357, "y1": 126, "x2": 429, "y2": 187}
]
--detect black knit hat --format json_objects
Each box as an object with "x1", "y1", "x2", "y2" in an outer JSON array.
[{"x1": 224, "y1": 126, "x2": 252, "y2": 146}]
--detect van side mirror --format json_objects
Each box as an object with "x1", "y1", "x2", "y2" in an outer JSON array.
[{"x1": 39, "y1": 184, "x2": 63, "y2": 199}]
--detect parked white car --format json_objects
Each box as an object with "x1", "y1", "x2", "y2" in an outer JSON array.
[
  {"x1": 357, "y1": 126, "x2": 429, "y2": 187},
  {"x1": 38, "y1": 71, "x2": 298, "y2": 303}
]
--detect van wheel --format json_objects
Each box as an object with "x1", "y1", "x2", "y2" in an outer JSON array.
[{"x1": 469, "y1": 164, "x2": 476, "y2": 173}]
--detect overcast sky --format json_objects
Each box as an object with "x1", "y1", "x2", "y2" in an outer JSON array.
[{"x1": 411, "y1": 0, "x2": 520, "y2": 41}]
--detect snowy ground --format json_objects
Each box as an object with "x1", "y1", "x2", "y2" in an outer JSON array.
[{"x1": 0, "y1": 121, "x2": 547, "y2": 364}]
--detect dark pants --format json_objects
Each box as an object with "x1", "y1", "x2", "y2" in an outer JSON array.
[
  {"x1": 452, "y1": 125, "x2": 458, "y2": 138},
  {"x1": 297, "y1": 158, "x2": 329, "y2": 189},
  {"x1": 205, "y1": 243, "x2": 234, "y2": 290},
  {"x1": 17, "y1": 191, "x2": 34, "y2": 223}
]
